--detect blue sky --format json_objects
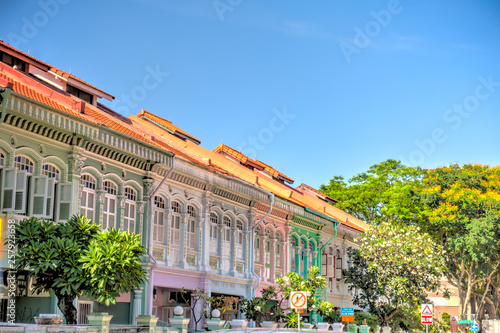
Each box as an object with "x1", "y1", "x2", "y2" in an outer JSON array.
[{"x1": 1, "y1": 1, "x2": 499, "y2": 189}]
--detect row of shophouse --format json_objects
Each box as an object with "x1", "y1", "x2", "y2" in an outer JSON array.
[{"x1": 0, "y1": 40, "x2": 368, "y2": 325}]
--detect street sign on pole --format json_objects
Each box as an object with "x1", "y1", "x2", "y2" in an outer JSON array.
[
  {"x1": 342, "y1": 308, "x2": 354, "y2": 322},
  {"x1": 450, "y1": 316, "x2": 459, "y2": 333},
  {"x1": 290, "y1": 291, "x2": 308, "y2": 309},
  {"x1": 420, "y1": 304, "x2": 433, "y2": 327}
]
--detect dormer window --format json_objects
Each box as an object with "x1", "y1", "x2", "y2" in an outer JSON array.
[
  {"x1": 66, "y1": 84, "x2": 93, "y2": 104},
  {"x1": 0, "y1": 51, "x2": 26, "y2": 72}
]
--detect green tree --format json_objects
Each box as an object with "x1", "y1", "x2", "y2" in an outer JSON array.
[
  {"x1": 344, "y1": 222, "x2": 445, "y2": 326},
  {"x1": 13, "y1": 215, "x2": 147, "y2": 324},
  {"x1": 320, "y1": 159, "x2": 424, "y2": 225},
  {"x1": 418, "y1": 164, "x2": 500, "y2": 319}
]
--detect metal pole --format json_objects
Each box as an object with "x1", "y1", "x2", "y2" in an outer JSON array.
[
  {"x1": 297, "y1": 310, "x2": 301, "y2": 332},
  {"x1": 426, "y1": 324, "x2": 428, "y2": 333}
]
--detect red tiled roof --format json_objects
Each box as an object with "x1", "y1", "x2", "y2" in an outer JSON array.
[
  {"x1": 138, "y1": 109, "x2": 201, "y2": 144},
  {"x1": 0, "y1": 70, "x2": 90, "y2": 122},
  {"x1": 213, "y1": 143, "x2": 295, "y2": 183},
  {"x1": 297, "y1": 183, "x2": 338, "y2": 203},
  {"x1": 0, "y1": 39, "x2": 113, "y2": 99}
]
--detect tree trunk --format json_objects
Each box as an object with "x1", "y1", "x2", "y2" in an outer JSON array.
[{"x1": 56, "y1": 293, "x2": 78, "y2": 325}]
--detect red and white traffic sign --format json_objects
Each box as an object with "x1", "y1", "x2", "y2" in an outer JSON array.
[
  {"x1": 450, "y1": 316, "x2": 459, "y2": 333},
  {"x1": 421, "y1": 304, "x2": 433, "y2": 325},
  {"x1": 290, "y1": 291, "x2": 308, "y2": 309}
]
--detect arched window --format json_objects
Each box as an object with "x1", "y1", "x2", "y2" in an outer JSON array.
[
  {"x1": 80, "y1": 174, "x2": 96, "y2": 221},
  {"x1": 30, "y1": 163, "x2": 60, "y2": 219},
  {"x1": 42, "y1": 164, "x2": 60, "y2": 181},
  {"x1": 236, "y1": 220, "x2": 244, "y2": 259},
  {"x1": 170, "y1": 200, "x2": 181, "y2": 244},
  {"x1": 336, "y1": 249, "x2": 343, "y2": 280},
  {"x1": 308, "y1": 242, "x2": 314, "y2": 270},
  {"x1": 169, "y1": 200, "x2": 182, "y2": 263},
  {"x1": 153, "y1": 195, "x2": 166, "y2": 243},
  {"x1": 255, "y1": 227, "x2": 261, "y2": 263},
  {"x1": 291, "y1": 237, "x2": 297, "y2": 272},
  {"x1": 0, "y1": 152, "x2": 4, "y2": 167},
  {"x1": 15, "y1": 155, "x2": 33, "y2": 174},
  {"x1": 223, "y1": 216, "x2": 231, "y2": 242},
  {"x1": 123, "y1": 187, "x2": 137, "y2": 233},
  {"x1": 209, "y1": 212, "x2": 218, "y2": 254},
  {"x1": 102, "y1": 180, "x2": 117, "y2": 229},
  {"x1": 187, "y1": 205, "x2": 196, "y2": 250},
  {"x1": 10, "y1": 155, "x2": 33, "y2": 213}
]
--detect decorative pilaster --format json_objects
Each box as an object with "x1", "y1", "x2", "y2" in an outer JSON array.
[{"x1": 230, "y1": 227, "x2": 237, "y2": 275}]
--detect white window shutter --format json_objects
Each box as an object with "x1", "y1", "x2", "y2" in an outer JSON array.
[
  {"x1": 56, "y1": 182, "x2": 73, "y2": 222},
  {"x1": 30, "y1": 175, "x2": 48, "y2": 217},
  {"x1": 336, "y1": 257, "x2": 343, "y2": 280},
  {"x1": 1, "y1": 168, "x2": 17, "y2": 211},
  {"x1": 46, "y1": 178, "x2": 55, "y2": 219},
  {"x1": 327, "y1": 255, "x2": 334, "y2": 276},
  {"x1": 14, "y1": 170, "x2": 28, "y2": 213}
]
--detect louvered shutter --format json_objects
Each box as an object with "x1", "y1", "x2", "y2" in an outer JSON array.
[
  {"x1": 14, "y1": 170, "x2": 27, "y2": 213},
  {"x1": 46, "y1": 178, "x2": 55, "y2": 219},
  {"x1": 30, "y1": 175, "x2": 48, "y2": 217},
  {"x1": 322, "y1": 253, "x2": 327, "y2": 276},
  {"x1": 336, "y1": 257, "x2": 343, "y2": 280},
  {"x1": 56, "y1": 182, "x2": 73, "y2": 222},
  {"x1": 1, "y1": 168, "x2": 16, "y2": 211},
  {"x1": 327, "y1": 255, "x2": 334, "y2": 276}
]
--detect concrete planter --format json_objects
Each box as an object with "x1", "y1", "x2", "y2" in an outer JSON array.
[
  {"x1": 34, "y1": 317, "x2": 63, "y2": 325},
  {"x1": 317, "y1": 322, "x2": 331, "y2": 330},
  {"x1": 261, "y1": 321, "x2": 278, "y2": 328},
  {"x1": 332, "y1": 323, "x2": 345, "y2": 333},
  {"x1": 230, "y1": 319, "x2": 248, "y2": 329}
]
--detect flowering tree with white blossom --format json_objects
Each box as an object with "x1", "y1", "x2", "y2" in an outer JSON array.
[{"x1": 344, "y1": 222, "x2": 446, "y2": 326}]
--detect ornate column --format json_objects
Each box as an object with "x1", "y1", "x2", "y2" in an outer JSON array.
[
  {"x1": 230, "y1": 227, "x2": 237, "y2": 275},
  {"x1": 217, "y1": 222, "x2": 224, "y2": 272},
  {"x1": 137, "y1": 201, "x2": 146, "y2": 239},
  {"x1": 117, "y1": 195, "x2": 126, "y2": 230},
  {"x1": 243, "y1": 230, "x2": 250, "y2": 276},
  {"x1": 164, "y1": 210, "x2": 172, "y2": 265},
  {"x1": 200, "y1": 193, "x2": 213, "y2": 271},
  {"x1": 142, "y1": 176, "x2": 154, "y2": 246},
  {"x1": 195, "y1": 216, "x2": 202, "y2": 266},
  {"x1": 270, "y1": 238, "x2": 277, "y2": 281},
  {"x1": 178, "y1": 210, "x2": 188, "y2": 268},
  {"x1": 96, "y1": 189, "x2": 106, "y2": 227}
]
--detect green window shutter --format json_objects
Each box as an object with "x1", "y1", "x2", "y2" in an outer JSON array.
[
  {"x1": 46, "y1": 178, "x2": 55, "y2": 219},
  {"x1": 14, "y1": 170, "x2": 27, "y2": 213},
  {"x1": 30, "y1": 175, "x2": 48, "y2": 217},
  {"x1": 56, "y1": 182, "x2": 73, "y2": 222},
  {"x1": 1, "y1": 168, "x2": 17, "y2": 211}
]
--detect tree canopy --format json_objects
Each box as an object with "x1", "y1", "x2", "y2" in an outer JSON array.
[
  {"x1": 344, "y1": 222, "x2": 445, "y2": 326},
  {"x1": 418, "y1": 164, "x2": 500, "y2": 318},
  {"x1": 320, "y1": 159, "x2": 424, "y2": 225},
  {"x1": 13, "y1": 215, "x2": 147, "y2": 324}
]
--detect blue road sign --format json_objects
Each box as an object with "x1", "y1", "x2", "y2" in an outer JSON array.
[
  {"x1": 342, "y1": 308, "x2": 354, "y2": 316},
  {"x1": 471, "y1": 324, "x2": 479, "y2": 332}
]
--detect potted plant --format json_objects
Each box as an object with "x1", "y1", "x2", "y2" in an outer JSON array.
[{"x1": 239, "y1": 286, "x2": 285, "y2": 327}]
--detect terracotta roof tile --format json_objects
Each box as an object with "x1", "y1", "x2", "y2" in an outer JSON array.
[
  {"x1": 0, "y1": 39, "x2": 113, "y2": 99},
  {"x1": 297, "y1": 183, "x2": 338, "y2": 203},
  {"x1": 138, "y1": 109, "x2": 201, "y2": 144},
  {"x1": 0, "y1": 70, "x2": 90, "y2": 122},
  {"x1": 213, "y1": 143, "x2": 294, "y2": 183}
]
